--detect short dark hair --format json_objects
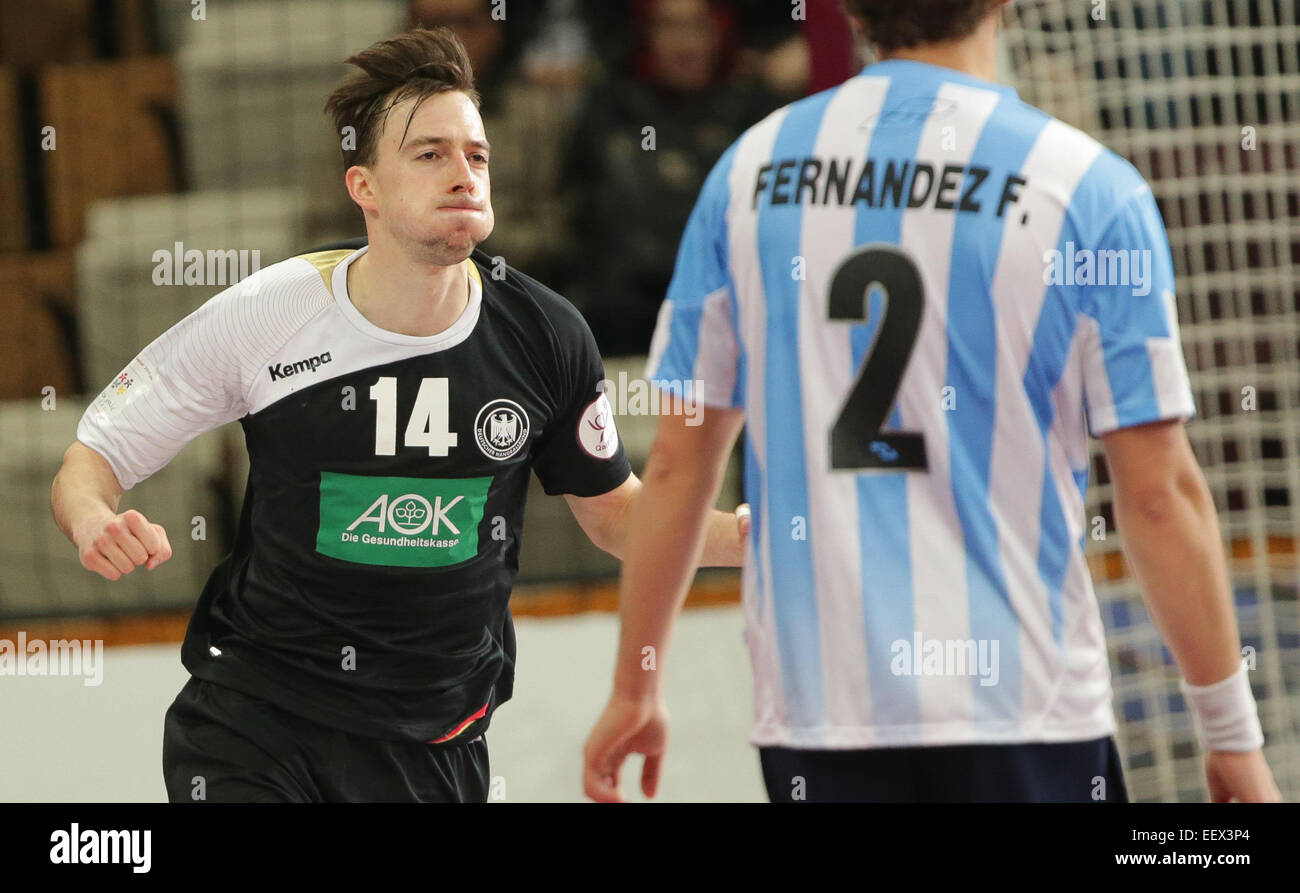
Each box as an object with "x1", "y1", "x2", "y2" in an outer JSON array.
[
  {"x1": 843, "y1": 0, "x2": 1001, "y2": 53},
  {"x1": 324, "y1": 26, "x2": 479, "y2": 170}
]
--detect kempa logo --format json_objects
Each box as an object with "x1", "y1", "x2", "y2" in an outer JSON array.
[
  {"x1": 317, "y1": 472, "x2": 491, "y2": 568},
  {"x1": 269, "y1": 351, "x2": 332, "y2": 381}
]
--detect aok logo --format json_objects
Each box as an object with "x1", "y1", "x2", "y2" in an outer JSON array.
[
  {"x1": 317, "y1": 472, "x2": 491, "y2": 568},
  {"x1": 346, "y1": 493, "x2": 464, "y2": 536}
]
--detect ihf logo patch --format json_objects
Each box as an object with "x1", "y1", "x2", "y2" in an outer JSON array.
[
  {"x1": 112, "y1": 371, "x2": 134, "y2": 395},
  {"x1": 92, "y1": 356, "x2": 156, "y2": 420},
  {"x1": 578, "y1": 393, "x2": 618, "y2": 460},
  {"x1": 474, "y1": 398, "x2": 529, "y2": 461}
]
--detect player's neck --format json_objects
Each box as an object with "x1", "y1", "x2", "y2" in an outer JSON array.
[
  {"x1": 877, "y1": 24, "x2": 1001, "y2": 84},
  {"x1": 345, "y1": 240, "x2": 470, "y2": 338}
]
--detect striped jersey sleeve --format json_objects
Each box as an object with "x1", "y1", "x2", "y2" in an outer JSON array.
[
  {"x1": 1073, "y1": 183, "x2": 1196, "y2": 436},
  {"x1": 645, "y1": 142, "x2": 743, "y2": 409}
]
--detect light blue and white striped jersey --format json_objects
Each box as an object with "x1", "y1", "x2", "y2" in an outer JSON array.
[{"x1": 646, "y1": 59, "x2": 1196, "y2": 749}]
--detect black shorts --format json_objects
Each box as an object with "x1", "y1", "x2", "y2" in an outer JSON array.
[
  {"x1": 162, "y1": 676, "x2": 490, "y2": 803},
  {"x1": 760, "y1": 736, "x2": 1128, "y2": 803}
]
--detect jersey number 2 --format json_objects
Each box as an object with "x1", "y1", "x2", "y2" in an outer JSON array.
[
  {"x1": 828, "y1": 244, "x2": 929, "y2": 472},
  {"x1": 370, "y1": 377, "x2": 458, "y2": 456}
]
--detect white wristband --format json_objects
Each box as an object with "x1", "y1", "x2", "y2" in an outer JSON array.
[{"x1": 1179, "y1": 665, "x2": 1264, "y2": 752}]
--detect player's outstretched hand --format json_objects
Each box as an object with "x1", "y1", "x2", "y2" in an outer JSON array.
[
  {"x1": 583, "y1": 691, "x2": 669, "y2": 802},
  {"x1": 74, "y1": 509, "x2": 173, "y2": 581},
  {"x1": 1205, "y1": 749, "x2": 1282, "y2": 802}
]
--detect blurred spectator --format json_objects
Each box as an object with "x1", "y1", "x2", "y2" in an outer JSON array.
[
  {"x1": 519, "y1": 0, "x2": 593, "y2": 92},
  {"x1": 563, "y1": 0, "x2": 777, "y2": 356},
  {"x1": 730, "y1": 0, "x2": 813, "y2": 98},
  {"x1": 800, "y1": 0, "x2": 858, "y2": 93},
  {"x1": 408, "y1": 0, "x2": 577, "y2": 281}
]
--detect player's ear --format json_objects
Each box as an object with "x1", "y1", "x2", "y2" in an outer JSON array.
[{"x1": 345, "y1": 164, "x2": 378, "y2": 214}]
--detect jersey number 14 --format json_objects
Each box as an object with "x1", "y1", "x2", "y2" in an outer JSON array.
[{"x1": 370, "y1": 376, "x2": 458, "y2": 456}]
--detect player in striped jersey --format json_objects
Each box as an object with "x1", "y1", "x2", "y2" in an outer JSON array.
[{"x1": 583, "y1": 0, "x2": 1282, "y2": 802}]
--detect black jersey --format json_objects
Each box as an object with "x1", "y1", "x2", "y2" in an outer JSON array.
[{"x1": 77, "y1": 246, "x2": 631, "y2": 742}]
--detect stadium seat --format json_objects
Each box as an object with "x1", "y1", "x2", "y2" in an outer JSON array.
[
  {"x1": 0, "y1": 1, "x2": 98, "y2": 70},
  {"x1": 39, "y1": 56, "x2": 179, "y2": 248},
  {"x1": 0, "y1": 67, "x2": 24, "y2": 251},
  {"x1": 0, "y1": 251, "x2": 78, "y2": 400},
  {"x1": 0, "y1": 1, "x2": 155, "y2": 69}
]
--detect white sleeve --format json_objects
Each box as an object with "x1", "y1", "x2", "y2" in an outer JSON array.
[{"x1": 77, "y1": 282, "x2": 261, "y2": 490}]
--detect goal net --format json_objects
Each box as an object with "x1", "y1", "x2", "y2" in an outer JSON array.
[{"x1": 1004, "y1": 0, "x2": 1300, "y2": 801}]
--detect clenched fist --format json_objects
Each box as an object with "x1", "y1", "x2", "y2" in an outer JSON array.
[{"x1": 74, "y1": 509, "x2": 173, "y2": 581}]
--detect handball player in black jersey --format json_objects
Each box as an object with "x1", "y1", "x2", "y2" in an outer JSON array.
[{"x1": 50, "y1": 26, "x2": 747, "y2": 802}]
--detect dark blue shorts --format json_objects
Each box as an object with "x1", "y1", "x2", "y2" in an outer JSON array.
[{"x1": 760, "y1": 736, "x2": 1128, "y2": 803}]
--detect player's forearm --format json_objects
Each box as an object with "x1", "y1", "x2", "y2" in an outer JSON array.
[
  {"x1": 611, "y1": 456, "x2": 722, "y2": 698},
  {"x1": 51, "y1": 442, "x2": 124, "y2": 545},
  {"x1": 599, "y1": 478, "x2": 741, "y2": 567},
  {"x1": 1114, "y1": 472, "x2": 1243, "y2": 686}
]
